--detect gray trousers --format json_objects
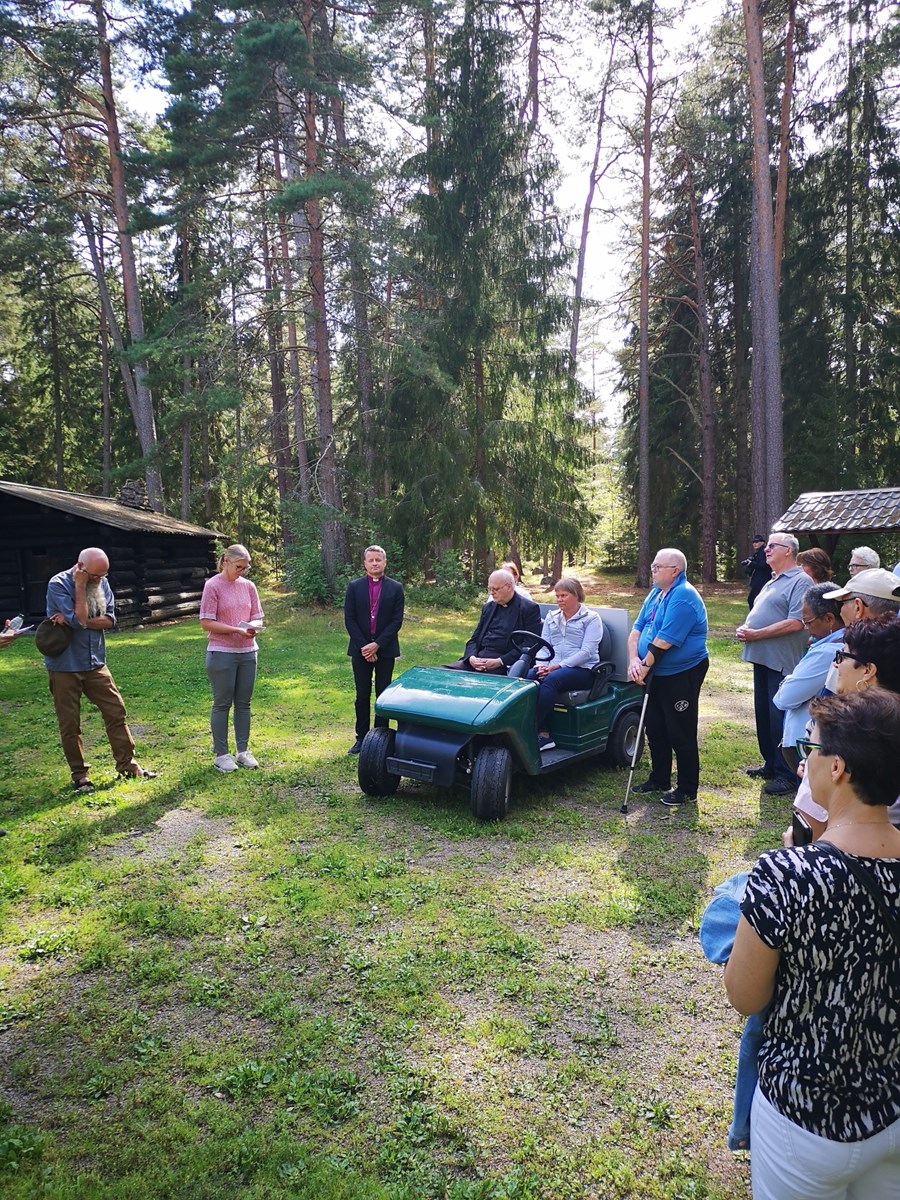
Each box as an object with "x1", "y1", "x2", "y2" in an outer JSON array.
[{"x1": 206, "y1": 651, "x2": 257, "y2": 755}]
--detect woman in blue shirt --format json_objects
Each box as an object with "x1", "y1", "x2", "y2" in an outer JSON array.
[{"x1": 627, "y1": 548, "x2": 709, "y2": 806}]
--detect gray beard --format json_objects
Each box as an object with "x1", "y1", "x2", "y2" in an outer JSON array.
[{"x1": 86, "y1": 582, "x2": 107, "y2": 619}]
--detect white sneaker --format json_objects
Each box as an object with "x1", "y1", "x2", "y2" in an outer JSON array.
[
  {"x1": 214, "y1": 753, "x2": 239, "y2": 773},
  {"x1": 235, "y1": 750, "x2": 259, "y2": 769}
]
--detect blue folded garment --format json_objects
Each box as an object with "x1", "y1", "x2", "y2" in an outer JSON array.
[{"x1": 699, "y1": 871, "x2": 748, "y2": 965}]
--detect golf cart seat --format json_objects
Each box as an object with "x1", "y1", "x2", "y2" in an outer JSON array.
[{"x1": 536, "y1": 603, "x2": 632, "y2": 705}]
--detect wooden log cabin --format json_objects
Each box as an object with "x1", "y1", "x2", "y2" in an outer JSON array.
[{"x1": 0, "y1": 480, "x2": 223, "y2": 629}]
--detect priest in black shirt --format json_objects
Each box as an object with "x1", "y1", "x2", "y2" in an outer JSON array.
[{"x1": 445, "y1": 570, "x2": 542, "y2": 674}]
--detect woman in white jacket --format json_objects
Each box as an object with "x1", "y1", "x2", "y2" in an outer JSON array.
[{"x1": 529, "y1": 578, "x2": 602, "y2": 752}]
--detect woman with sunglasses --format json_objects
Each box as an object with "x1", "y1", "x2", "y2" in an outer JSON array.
[
  {"x1": 791, "y1": 615, "x2": 900, "y2": 837},
  {"x1": 726, "y1": 687, "x2": 900, "y2": 1199}
]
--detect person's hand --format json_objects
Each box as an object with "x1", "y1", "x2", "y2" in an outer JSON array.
[
  {"x1": 535, "y1": 662, "x2": 558, "y2": 679},
  {"x1": 362, "y1": 641, "x2": 379, "y2": 662},
  {"x1": 49, "y1": 612, "x2": 68, "y2": 626},
  {"x1": 627, "y1": 656, "x2": 647, "y2": 683},
  {"x1": 74, "y1": 565, "x2": 89, "y2": 589},
  {"x1": 736, "y1": 624, "x2": 755, "y2": 642},
  {"x1": 796, "y1": 760, "x2": 806, "y2": 779},
  {"x1": 238, "y1": 625, "x2": 256, "y2": 639},
  {"x1": 781, "y1": 825, "x2": 795, "y2": 849}
]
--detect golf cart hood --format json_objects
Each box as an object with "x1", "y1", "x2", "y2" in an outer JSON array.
[{"x1": 375, "y1": 666, "x2": 535, "y2": 732}]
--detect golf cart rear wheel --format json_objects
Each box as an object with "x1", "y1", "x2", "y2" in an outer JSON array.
[
  {"x1": 358, "y1": 728, "x2": 400, "y2": 796},
  {"x1": 606, "y1": 710, "x2": 644, "y2": 768},
  {"x1": 469, "y1": 747, "x2": 512, "y2": 822}
]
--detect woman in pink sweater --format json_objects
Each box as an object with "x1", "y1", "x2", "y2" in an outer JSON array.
[{"x1": 199, "y1": 544, "x2": 264, "y2": 772}]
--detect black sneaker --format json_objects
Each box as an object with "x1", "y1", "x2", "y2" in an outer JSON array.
[
  {"x1": 538, "y1": 735, "x2": 556, "y2": 752},
  {"x1": 660, "y1": 788, "x2": 696, "y2": 807},
  {"x1": 348, "y1": 739, "x2": 363, "y2": 755},
  {"x1": 745, "y1": 766, "x2": 776, "y2": 780},
  {"x1": 632, "y1": 780, "x2": 666, "y2": 794},
  {"x1": 763, "y1": 776, "x2": 798, "y2": 796}
]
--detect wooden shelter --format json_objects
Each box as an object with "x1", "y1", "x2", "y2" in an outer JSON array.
[
  {"x1": 774, "y1": 487, "x2": 900, "y2": 556},
  {"x1": 0, "y1": 481, "x2": 223, "y2": 628}
]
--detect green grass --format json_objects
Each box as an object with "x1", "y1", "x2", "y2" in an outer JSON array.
[{"x1": 0, "y1": 586, "x2": 766, "y2": 1198}]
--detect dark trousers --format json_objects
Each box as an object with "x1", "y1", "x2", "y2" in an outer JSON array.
[
  {"x1": 644, "y1": 658, "x2": 709, "y2": 797},
  {"x1": 351, "y1": 654, "x2": 395, "y2": 739},
  {"x1": 752, "y1": 663, "x2": 793, "y2": 781},
  {"x1": 526, "y1": 666, "x2": 595, "y2": 729},
  {"x1": 443, "y1": 659, "x2": 506, "y2": 674}
]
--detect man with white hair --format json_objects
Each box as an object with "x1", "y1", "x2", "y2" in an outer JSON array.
[
  {"x1": 848, "y1": 546, "x2": 880, "y2": 574},
  {"x1": 445, "y1": 569, "x2": 541, "y2": 673},
  {"x1": 736, "y1": 533, "x2": 812, "y2": 795},
  {"x1": 42, "y1": 547, "x2": 155, "y2": 792}
]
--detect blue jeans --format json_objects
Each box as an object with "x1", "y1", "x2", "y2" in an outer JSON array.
[
  {"x1": 527, "y1": 666, "x2": 595, "y2": 729},
  {"x1": 206, "y1": 651, "x2": 257, "y2": 756}
]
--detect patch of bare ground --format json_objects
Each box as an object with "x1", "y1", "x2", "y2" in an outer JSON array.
[{"x1": 91, "y1": 807, "x2": 240, "y2": 874}]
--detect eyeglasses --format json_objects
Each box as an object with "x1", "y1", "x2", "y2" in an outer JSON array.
[
  {"x1": 833, "y1": 649, "x2": 867, "y2": 667},
  {"x1": 487, "y1": 584, "x2": 510, "y2": 594},
  {"x1": 848, "y1": 563, "x2": 866, "y2": 573},
  {"x1": 796, "y1": 738, "x2": 823, "y2": 761},
  {"x1": 650, "y1": 563, "x2": 677, "y2": 572},
  {"x1": 765, "y1": 542, "x2": 790, "y2": 550}
]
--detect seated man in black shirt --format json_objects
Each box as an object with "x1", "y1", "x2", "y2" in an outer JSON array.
[{"x1": 445, "y1": 570, "x2": 542, "y2": 674}]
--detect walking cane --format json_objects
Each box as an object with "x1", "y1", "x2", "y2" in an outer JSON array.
[{"x1": 620, "y1": 667, "x2": 654, "y2": 820}]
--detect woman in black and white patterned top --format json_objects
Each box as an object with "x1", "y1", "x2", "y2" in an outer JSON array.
[{"x1": 725, "y1": 688, "x2": 900, "y2": 1200}]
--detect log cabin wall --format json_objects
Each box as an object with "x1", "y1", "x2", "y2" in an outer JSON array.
[{"x1": 0, "y1": 489, "x2": 219, "y2": 629}]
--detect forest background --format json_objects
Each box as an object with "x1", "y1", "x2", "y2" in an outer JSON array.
[{"x1": 1, "y1": 0, "x2": 899, "y2": 595}]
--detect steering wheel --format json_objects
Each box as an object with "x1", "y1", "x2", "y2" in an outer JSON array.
[{"x1": 509, "y1": 630, "x2": 555, "y2": 664}]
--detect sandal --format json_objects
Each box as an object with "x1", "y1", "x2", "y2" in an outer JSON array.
[
  {"x1": 118, "y1": 766, "x2": 158, "y2": 780},
  {"x1": 73, "y1": 778, "x2": 95, "y2": 794}
]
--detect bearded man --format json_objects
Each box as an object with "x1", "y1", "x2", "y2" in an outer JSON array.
[{"x1": 43, "y1": 547, "x2": 155, "y2": 791}]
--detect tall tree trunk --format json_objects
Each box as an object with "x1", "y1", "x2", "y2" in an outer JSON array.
[
  {"x1": 773, "y1": 0, "x2": 795, "y2": 291},
  {"x1": 733, "y1": 212, "x2": 751, "y2": 569},
  {"x1": 100, "y1": 287, "x2": 111, "y2": 496},
  {"x1": 685, "y1": 162, "x2": 717, "y2": 583},
  {"x1": 90, "y1": 0, "x2": 163, "y2": 510},
  {"x1": 49, "y1": 292, "x2": 64, "y2": 489},
  {"x1": 330, "y1": 94, "x2": 376, "y2": 497},
  {"x1": 636, "y1": 8, "x2": 654, "y2": 587},
  {"x1": 301, "y1": 0, "x2": 346, "y2": 586},
  {"x1": 743, "y1": 0, "x2": 783, "y2": 530},
  {"x1": 518, "y1": 0, "x2": 541, "y2": 135},
  {"x1": 180, "y1": 221, "x2": 192, "y2": 521},
  {"x1": 273, "y1": 144, "x2": 311, "y2": 501},
  {"x1": 570, "y1": 26, "x2": 621, "y2": 371},
  {"x1": 259, "y1": 187, "x2": 293, "y2": 517}
]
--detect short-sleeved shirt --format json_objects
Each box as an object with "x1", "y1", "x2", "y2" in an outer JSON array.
[
  {"x1": 44, "y1": 568, "x2": 116, "y2": 672},
  {"x1": 199, "y1": 574, "x2": 263, "y2": 653},
  {"x1": 741, "y1": 845, "x2": 900, "y2": 1141},
  {"x1": 632, "y1": 573, "x2": 708, "y2": 675},
  {"x1": 741, "y1": 566, "x2": 812, "y2": 673}
]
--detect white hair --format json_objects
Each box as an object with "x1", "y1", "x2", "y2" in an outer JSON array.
[
  {"x1": 770, "y1": 532, "x2": 799, "y2": 555},
  {"x1": 851, "y1": 546, "x2": 880, "y2": 569}
]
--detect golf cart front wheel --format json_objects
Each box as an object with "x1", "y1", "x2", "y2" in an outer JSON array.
[
  {"x1": 358, "y1": 728, "x2": 401, "y2": 796},
  {"x1": 469, "y1": 747, "x2": 512, "y2": 821},
  {"x1": 606, "y1": 710, "x2": 645, "y2": 768}
]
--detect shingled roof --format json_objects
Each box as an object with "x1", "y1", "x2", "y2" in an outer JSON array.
[
  {"x1": 774, "y1": 488, "x2": 900, "y2": 535},
  {"x1": 0, "y1": 480, "x2": 222, "y2": 538}
]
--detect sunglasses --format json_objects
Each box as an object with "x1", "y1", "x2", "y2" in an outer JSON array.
[
  {"x1": 796, "y1": 738, "x2": 822, "y2": 761},
  {"x1": 833, "y1": 649, "x2": 868, "y2": 667}
]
